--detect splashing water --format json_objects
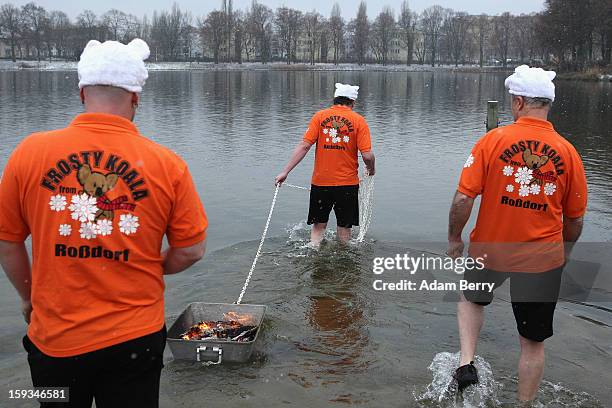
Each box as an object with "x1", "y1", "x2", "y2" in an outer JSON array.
[
  {"x1": 356, "y1": 172, "x2": 374, "y2": 243},
  {"x1": 415, "y1": 352, "x2": 500, "y2": 408}
]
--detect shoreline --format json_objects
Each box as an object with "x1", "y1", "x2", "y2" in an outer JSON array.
[{"x1": 1, "y1": 60, "x2": 609, "y2": 81}]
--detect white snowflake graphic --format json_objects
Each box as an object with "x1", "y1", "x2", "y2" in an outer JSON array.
[
  {"x1": 96, "y1": 219, "x2": 113, "y2": 236},
  {"x1": 463, "y1": 154, "x2": 475, "y2": 168},
  {"x1": 49, "y1": 194, "x2": 67, "y2": 212},
  {"x1": 79, "y1": 222, "x2": 97, "y2": 240},
  {"x1": 530, "y1": 184, "x2": 541, "y2": 195},
  {"x1": 518, "y1": 184, "x2": 531, "y2": 197},
  {"x1": 502, "y1": 165, "x2": 514, "y2": 177},
  {"x1": 69, "y1": 193, "x2": 98, "y2": 222},
  {"x1": 506, "y1": 184, "x2": 515, "y2": 193},
  {"x1": 343, "y1": 135, "x2": 350, "y2": 143},
  {"x1": 323, "y1": 128, "x2": 329, "y2": 135},
  {"x1": 329, "y1": 128, "x2": 338, "y2": 138},
  {"x1": 514, "y1": 167, "x2": 533, "y2": 185},
  {"x1": 332, "y1": 137, "x2": 340, "y2": 143},
  {"x1": 119, "y1": 214, "x2": 140, "y2": 236},
  {"x1": 544, "y1": 183, "x2": 557, "y2": 196},
  {"x1": 58, "y1": 224, "x2": 72, "y2": 237}
]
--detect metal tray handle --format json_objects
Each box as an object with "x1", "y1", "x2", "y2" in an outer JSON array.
[{"x1": 196, "y1": 346, "x2": 223, "y2": 366}]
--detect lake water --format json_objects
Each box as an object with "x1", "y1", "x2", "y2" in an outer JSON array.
[{"x1": 0, "y1": 70, "x2": 610, "y2": 407}]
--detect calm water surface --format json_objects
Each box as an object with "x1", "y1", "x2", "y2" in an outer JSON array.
[{"x1": 0, "y1": 70, "x2": 610, "y2": 407}]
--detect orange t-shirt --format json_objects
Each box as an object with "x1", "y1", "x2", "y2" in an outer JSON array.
[
  {"x1": 303, "y1": 105, "x2": 372, "y2": 186},
  {"x1": 0, "y1": 113, "x2": 208, "y2": 357},
  {"x1": 458, "y1": 117, "x2": 587, "y2": 273}
]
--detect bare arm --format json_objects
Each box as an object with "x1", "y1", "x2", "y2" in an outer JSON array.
[
  {"x1": 275, "y1": 141, "x2": 313, "y2": 185},
  {"x1": 563, "y1": 216, "x2": 583, "y2": 260},
  {"x1": 361, "y1": 151, "x2": 376, "y2": 176},
  {"x1": 163, "y1": 240, "x2": 206, "y2": 275},
  {"x1": 447, "y1": 191, "x2": 475, "y2": 258},
  {"x1": 0, "y1": 240, "x2": 33, "y2": 322}
]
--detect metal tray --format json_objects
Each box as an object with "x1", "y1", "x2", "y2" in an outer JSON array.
[{"x1": 167, "y1": 302, "x2": 266, "y2": 364}]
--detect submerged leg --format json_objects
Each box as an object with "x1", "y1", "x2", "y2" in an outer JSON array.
[
  {"x1": 311, "y1": 223, "x2": 327, "y2": 246},
  {"x1": 336, "y1": 226, "x2": 351, "y2": 243},
  {"x1": 517, "y1": 335, "x2": 545, "y2": 402},
  {"x1": 457, "y1": 293, "x2": 485, "y2": 365}
]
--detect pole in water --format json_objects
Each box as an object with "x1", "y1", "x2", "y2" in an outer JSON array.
[{"x1": 486, "y1": 101, "x2": 499, "y2": 131}]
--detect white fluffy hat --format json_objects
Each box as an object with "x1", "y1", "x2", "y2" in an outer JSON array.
[
  {"x1": 504, "y1": 65, "x2": 556, "y2": 102},
  {"x1": 334, "y1": 83, "x2": 359, "y2": 100},
  {"x1": 78, "y1": 38, "x2": 150, "y2": 93}
]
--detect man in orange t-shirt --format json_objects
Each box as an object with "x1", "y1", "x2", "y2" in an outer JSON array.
[
  {"x1": 0, "y1": 39, "x2": 207, "y2": 407},
  {"x1": 447, "y1": 66, "x2": 587, "y2": 402},
  {"x1": 275, "y1": 83, "x2": 375, "y2": 245}
]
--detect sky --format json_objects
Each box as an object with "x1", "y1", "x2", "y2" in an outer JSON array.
[{"x1": 17, "y1": 0, "x2": 545, "y2": 19}]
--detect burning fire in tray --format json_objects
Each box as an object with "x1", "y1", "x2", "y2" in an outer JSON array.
[{"x1": 180, "y1": 312, "x2": 258, "y2": 342}]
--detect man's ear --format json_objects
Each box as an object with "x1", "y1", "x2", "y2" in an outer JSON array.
[
  {"x1": 132, "y1": 93, "x2": 139, "y2": 107},
  {"x1": 106, "y1": 173, "x2": 119, "y2": 189},
  {"x1": 80, "y1": 88, "x2": 85, "y2": 104},
  {"x1": 522, "y1": 148, "x2": 532, "y2": 162},
  {"x1": 77, "y1": 164, "x2": 91, "y2": 185}
]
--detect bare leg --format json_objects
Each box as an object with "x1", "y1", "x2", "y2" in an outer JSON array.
[
  {"x1": 336, "y1": 226, "x2": 351, "y2": 243},
  {"x1": 517, "y1": 335, "x2": 545, "y2": 402},
  {"x1": 311, "y1": 223, "x2": 327, "y2": 246},
  {"x1": 458, "y1": 293, "x2": 485, "y2": 366}
]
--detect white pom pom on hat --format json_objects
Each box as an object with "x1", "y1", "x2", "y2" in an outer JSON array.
[
  {"x1": 504, "y1": 65, "x2": 556, "y2": 102},
  {"x1": 78, "y1": 38, "x2": 150, "y2": 93},
  {"x1": 334, "y1": 83, "x2": 359, "y2": 100}
]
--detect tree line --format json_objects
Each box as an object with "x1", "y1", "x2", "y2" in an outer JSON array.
[{"x1": 0, "y1": 0, "x2": 610, "y2": 71}]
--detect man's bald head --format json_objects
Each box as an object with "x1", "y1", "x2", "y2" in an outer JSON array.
[{"x1": 80, "y1": 85, "x2": 139, "y2": 121}]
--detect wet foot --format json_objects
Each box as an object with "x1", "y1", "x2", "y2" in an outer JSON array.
[{"x1": 454, "y1": 361, "x2": 479, "y2": 392}]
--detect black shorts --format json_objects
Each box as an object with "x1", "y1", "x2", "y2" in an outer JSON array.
[
  {"x1": 463, "y1": 267, "x2": 563, "y2": 342},
  {"x1": 307, "y1": 184, "x2": 359, "y2": 228},
  {"x1": 23, "y1": 326, "x2": 166, "y2": 407}
]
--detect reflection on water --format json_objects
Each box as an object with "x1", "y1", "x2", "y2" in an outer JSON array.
[{"x1": 0, "y1": 70, "x2": 610, "y2": 247}]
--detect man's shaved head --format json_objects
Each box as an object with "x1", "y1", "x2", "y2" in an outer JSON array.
[{"x1": 80, "y1": 85, "x2": 139, "y2": 121}]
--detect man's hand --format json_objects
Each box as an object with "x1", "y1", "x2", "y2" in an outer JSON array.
[
  {"x1": 362, "y1": 151, "x2": 376, "y2": 176},
  {"x1": 447, "y1": 239, "x2": 465, "y2": 259},
  {"x1": 22, "y1": 299, "x2": 32, "y2": 324},
  {"x1": 275, "y1": 171, "x2": 288, "y2": 186}
]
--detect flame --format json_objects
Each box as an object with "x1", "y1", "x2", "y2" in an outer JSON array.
[{"x1": 224, "y1": 311, "x2": 255, "y2": 325}]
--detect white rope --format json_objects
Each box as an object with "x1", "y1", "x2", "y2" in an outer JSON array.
[
  {"x1": 356, "y1": 173, "x2": 375, "y2": 242},
  {"x1": 283, "y1": 183, "x2": 310, "y2": 191},
  {"x1": 235, "y1": 184, "x2": 280, "y2": 305}
]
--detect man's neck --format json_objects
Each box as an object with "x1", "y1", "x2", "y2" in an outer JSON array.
[
  {"x1": 84, "y1": 106, "x2": 134, "y2": 122},
  {"x1": 517, "y1": 109, "x2": 549, "y2": 122}
]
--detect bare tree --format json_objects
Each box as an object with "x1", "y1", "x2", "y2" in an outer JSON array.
[
  {"x1": 371, "y1": 7, "x2": 395, "y2": 66},
  {"x1": 233, "y1": 10, "x2": 244, "y2": 63},
  {"x1": 275, "y1": 7, "x2": 302, "y2": 64},
  {"x1": 398, "y1": 1, "x2": 417, "y2": 65},
  {"x1": 303, "y1": 11, "x2": 323, "y2": 65},
  {"x1": 47, "y1": 11, "x2": 71, "y2": 60},
  {"x1": 351, "y1": 1, "x2": 369, "y2": 65},
  {"x1": 475, "y1": 14, "x2": 489, "y2": 67},
  {"x1": 329, "y1": 3, "x2": 344, "y2": 65},
  {"x1": 150, "y1": 4, "x2": 190, "y2": 61},
  {"x1": 200, "y1": 11, "x2": 225, "y2": 63},
  {"x1": 222, "y1": 0, "x2": 233, "y2": 62},
  {"x1": 443, "y1": 11, "x2": 472, "y2": 66},
  {"x1": 0, "y1": 4, "x2": 22, "y2": 62},
  {"x1": 103, "y1": 9, "x2": 128, "y2": 41},
  {"x1": 246, "y1": 1, "x2": 273, "y2": 63},
  {"x1": 512, "y1": 14, "x2": 537, "y2": 64},
  {"x1": 21, "y1": 2, "x2": 49, "y2": 62},
  {"x1": 492, "y1": 12, "x2": 511, "y2": 68},
  {"x1": 414, "y1": 31, "x2": 426, "y2": 64},
  {"x1": 421, "y1": 5, "x2": 446, "y2": 67}
]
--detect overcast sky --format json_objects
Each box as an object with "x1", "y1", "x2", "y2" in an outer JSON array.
[{"x1": 20, "y1": 0, "x2": 545, "y2": 19}]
